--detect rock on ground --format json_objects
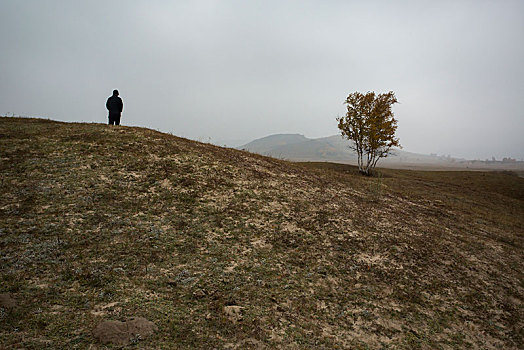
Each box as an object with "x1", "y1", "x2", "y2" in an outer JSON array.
[
  {"x1": 0, "y1": 293, "x2": 16, "y2": 309},
  {"x1": 93, "y1": 317, "x2": 158, "y2": 346}
]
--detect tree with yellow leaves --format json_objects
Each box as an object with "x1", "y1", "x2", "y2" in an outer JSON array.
[{"x1": 336, "y1": 91, "x2": 401, "y2": 175}]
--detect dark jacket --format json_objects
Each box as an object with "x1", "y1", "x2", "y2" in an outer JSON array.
[{"x1": 106, "y1": 96, "x2": 123, "y2": 114}]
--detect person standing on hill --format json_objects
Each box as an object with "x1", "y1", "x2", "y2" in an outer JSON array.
[{"x1": 106, "y1": 89, "x2": 123, "y2": 125}]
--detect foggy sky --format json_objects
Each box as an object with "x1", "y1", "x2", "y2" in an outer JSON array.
[{"x1": 1, "y1": 0, "x2": 523, "y2": 160}]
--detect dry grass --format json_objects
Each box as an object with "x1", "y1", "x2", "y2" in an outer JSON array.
[{"x1": 1, "y1": 117, "x2": 522, "y2": 349}]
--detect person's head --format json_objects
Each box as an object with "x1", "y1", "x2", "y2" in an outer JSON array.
[{"x1": 113, "y1": 89, "x2": 119, "y2": 96}]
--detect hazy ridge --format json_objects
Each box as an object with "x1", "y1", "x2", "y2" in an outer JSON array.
[{"x1": 239, "y1": 134, "x2": 524, "y2": 172}]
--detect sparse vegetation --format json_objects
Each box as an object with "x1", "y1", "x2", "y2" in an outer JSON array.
[{"x1": 0, "y1": 117, "x2": 522, "y2": 349}]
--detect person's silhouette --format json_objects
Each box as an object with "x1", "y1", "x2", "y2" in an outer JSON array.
[{"x1": 106, "y1": 90, "x2": 123, "y2": 125}]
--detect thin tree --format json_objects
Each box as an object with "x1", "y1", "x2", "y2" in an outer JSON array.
[{"x1": 336, "y1": 91, "x2": 401, "y2": 175}]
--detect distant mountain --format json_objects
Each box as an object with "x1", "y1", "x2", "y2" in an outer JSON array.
[
  {"x1": 238, "y1": 134, "x2": 459, "y2": 165},
  {"x1": 238, "y1": 134, "x2": 309, "y2": 155}
]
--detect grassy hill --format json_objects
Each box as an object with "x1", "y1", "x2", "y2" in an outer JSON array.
[
  {"x1": 238, "y1": 134, "x2": 448, "y2": 164},
  {"x1": 1, "y1": 117, "x2": 523, "y2": 349},
  {"x1": 238, "y1": 134, "x2": 310, "y2": 155}
]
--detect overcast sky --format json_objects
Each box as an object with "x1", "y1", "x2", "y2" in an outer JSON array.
[{"x1": 1, "y1": 1, "x2": 523, "y2": 159}]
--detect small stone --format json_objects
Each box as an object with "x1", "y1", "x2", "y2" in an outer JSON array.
[
  {"x1": 93, "y1": 317, "x2": 157, "y2": 346},
  {"x1": 223, "y1": 305, "x2": 244, "y2": 323},
  {"x1": 0, "y1": 294, "x2": 16, "y2": 309}
]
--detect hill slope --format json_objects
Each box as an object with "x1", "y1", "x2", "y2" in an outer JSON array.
[
  {"x1": 239, "y1": 134, "x2": 447, "y2": 164},
  {"x1": 1, "y1": 117, "x2": 523, "y2": 349},
  {"x1": 237, "y1": 133, "x2": 309, "y2": 155}
]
